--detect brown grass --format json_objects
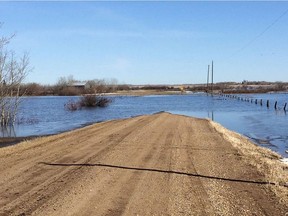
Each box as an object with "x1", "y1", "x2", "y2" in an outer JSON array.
[{"x1": 210, "y1": 120, "x2": 288, "y2": 204}]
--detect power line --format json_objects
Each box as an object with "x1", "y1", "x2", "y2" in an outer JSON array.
[{"x1": 230, "y1": 8, "x2": 288, "y2": 58}]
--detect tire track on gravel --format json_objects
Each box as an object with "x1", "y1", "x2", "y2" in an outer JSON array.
[{"x1": 67, "y1": 113, "x2": 170, "y2": 216}]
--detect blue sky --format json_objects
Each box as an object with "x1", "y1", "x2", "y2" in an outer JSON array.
[{"x1": 1, "y1": 1, "x2": 288, "y2": 85}]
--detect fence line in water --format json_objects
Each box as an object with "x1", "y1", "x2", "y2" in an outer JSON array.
[{"x1": 219, "y1": 94, "x2": 287, "y2": 112}]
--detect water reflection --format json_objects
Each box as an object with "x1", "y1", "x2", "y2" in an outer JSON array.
[
  {"x1": 1, "y1": 126, "x2": 16, "y2": 137},
  {"x1": 274, "y1": 109, "x2": 287, "y2": 116},
  {"x1": 207, "y1": 111, "x2": 214, "y2": 121}
]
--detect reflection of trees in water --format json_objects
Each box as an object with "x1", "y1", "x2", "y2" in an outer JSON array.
[
  {"x1": 0, "y1": 116, "x2": 40, "y2": 137},
  {"x1": 0, "y1": 126, "x2": 16, "y2": 137}
]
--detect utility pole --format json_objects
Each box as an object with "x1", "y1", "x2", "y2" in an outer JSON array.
[
  {"x1": 207, "y1": 64, "x2": 210, "y2": 94},
  {"x1": 211, "y1": 60, "x2": 214, "y2": 95}
]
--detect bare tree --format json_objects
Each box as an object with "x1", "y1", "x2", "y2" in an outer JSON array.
[
  {"x1": 54, "y1": 75, "x2": 81, "y2": 95},
  {"x1": 56, "y1": 75, "x2": 75, "y2": 86},
  {"x1": 0, "y1": 26, "x2": 31, "y2": 126},
  {"x1": 87, "y1": 79, "x2": 107, "y2": 94}
]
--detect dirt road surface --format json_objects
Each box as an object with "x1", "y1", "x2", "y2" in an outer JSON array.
[{"x1": 0, "y1": 112, "x2": 287, "y2": 215}]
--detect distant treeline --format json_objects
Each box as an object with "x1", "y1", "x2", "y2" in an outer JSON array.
[
  {"x1": 185, "y1": 81, "x2": 288, "y2": 94},
  {"x1": 20, "y1": 77, "x2": 288, "y2": 96},
  {"x1": 20, "y1": 82, "x2": 132, "y2": 96}
]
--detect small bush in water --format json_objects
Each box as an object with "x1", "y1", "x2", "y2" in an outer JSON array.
[
  {"x1": 64, "y1": 99, "x2": 80, "y2": 111},
  {"x1": 65, "y1": 95, "x2": 112, "y2": 111}
]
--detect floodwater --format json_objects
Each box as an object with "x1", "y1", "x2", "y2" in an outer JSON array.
[{"x1": 1, "y1": 93, "x2": 288, "y2": 157}]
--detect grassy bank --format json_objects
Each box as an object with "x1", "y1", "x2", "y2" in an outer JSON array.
[{"x1": 210, "y1": 120, "x2": 288, "y2": 204}]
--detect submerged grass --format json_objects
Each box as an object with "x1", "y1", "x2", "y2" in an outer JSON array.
[{"x1": 210, "y1": 120, "x2": 288, "y2": 205}]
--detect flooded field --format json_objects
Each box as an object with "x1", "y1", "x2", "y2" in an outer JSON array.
[{"x1": 1, "y1": 93, "x2": 288, "y2": 157}]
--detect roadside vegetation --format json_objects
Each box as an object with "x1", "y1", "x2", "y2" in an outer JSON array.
[{"x1": 211, "y1": 121, "x2": 288, "y2": 204}]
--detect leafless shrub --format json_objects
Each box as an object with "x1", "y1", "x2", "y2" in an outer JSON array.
[
  {"x1": 96, "y1": 97, "x2": 112, "y2": 107},
  {"x1": 65, "y1": 95, "x2": 112, "y2": 111},
  {"x1": 0, "y1": 25, "x2": 31, "y2": 126},
  {"x1": 64, "y1": 99, "x2": 80, "y2": 111},
  {"x1": 79, "y1": 95, "x2": 97, "y2": 107}
]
